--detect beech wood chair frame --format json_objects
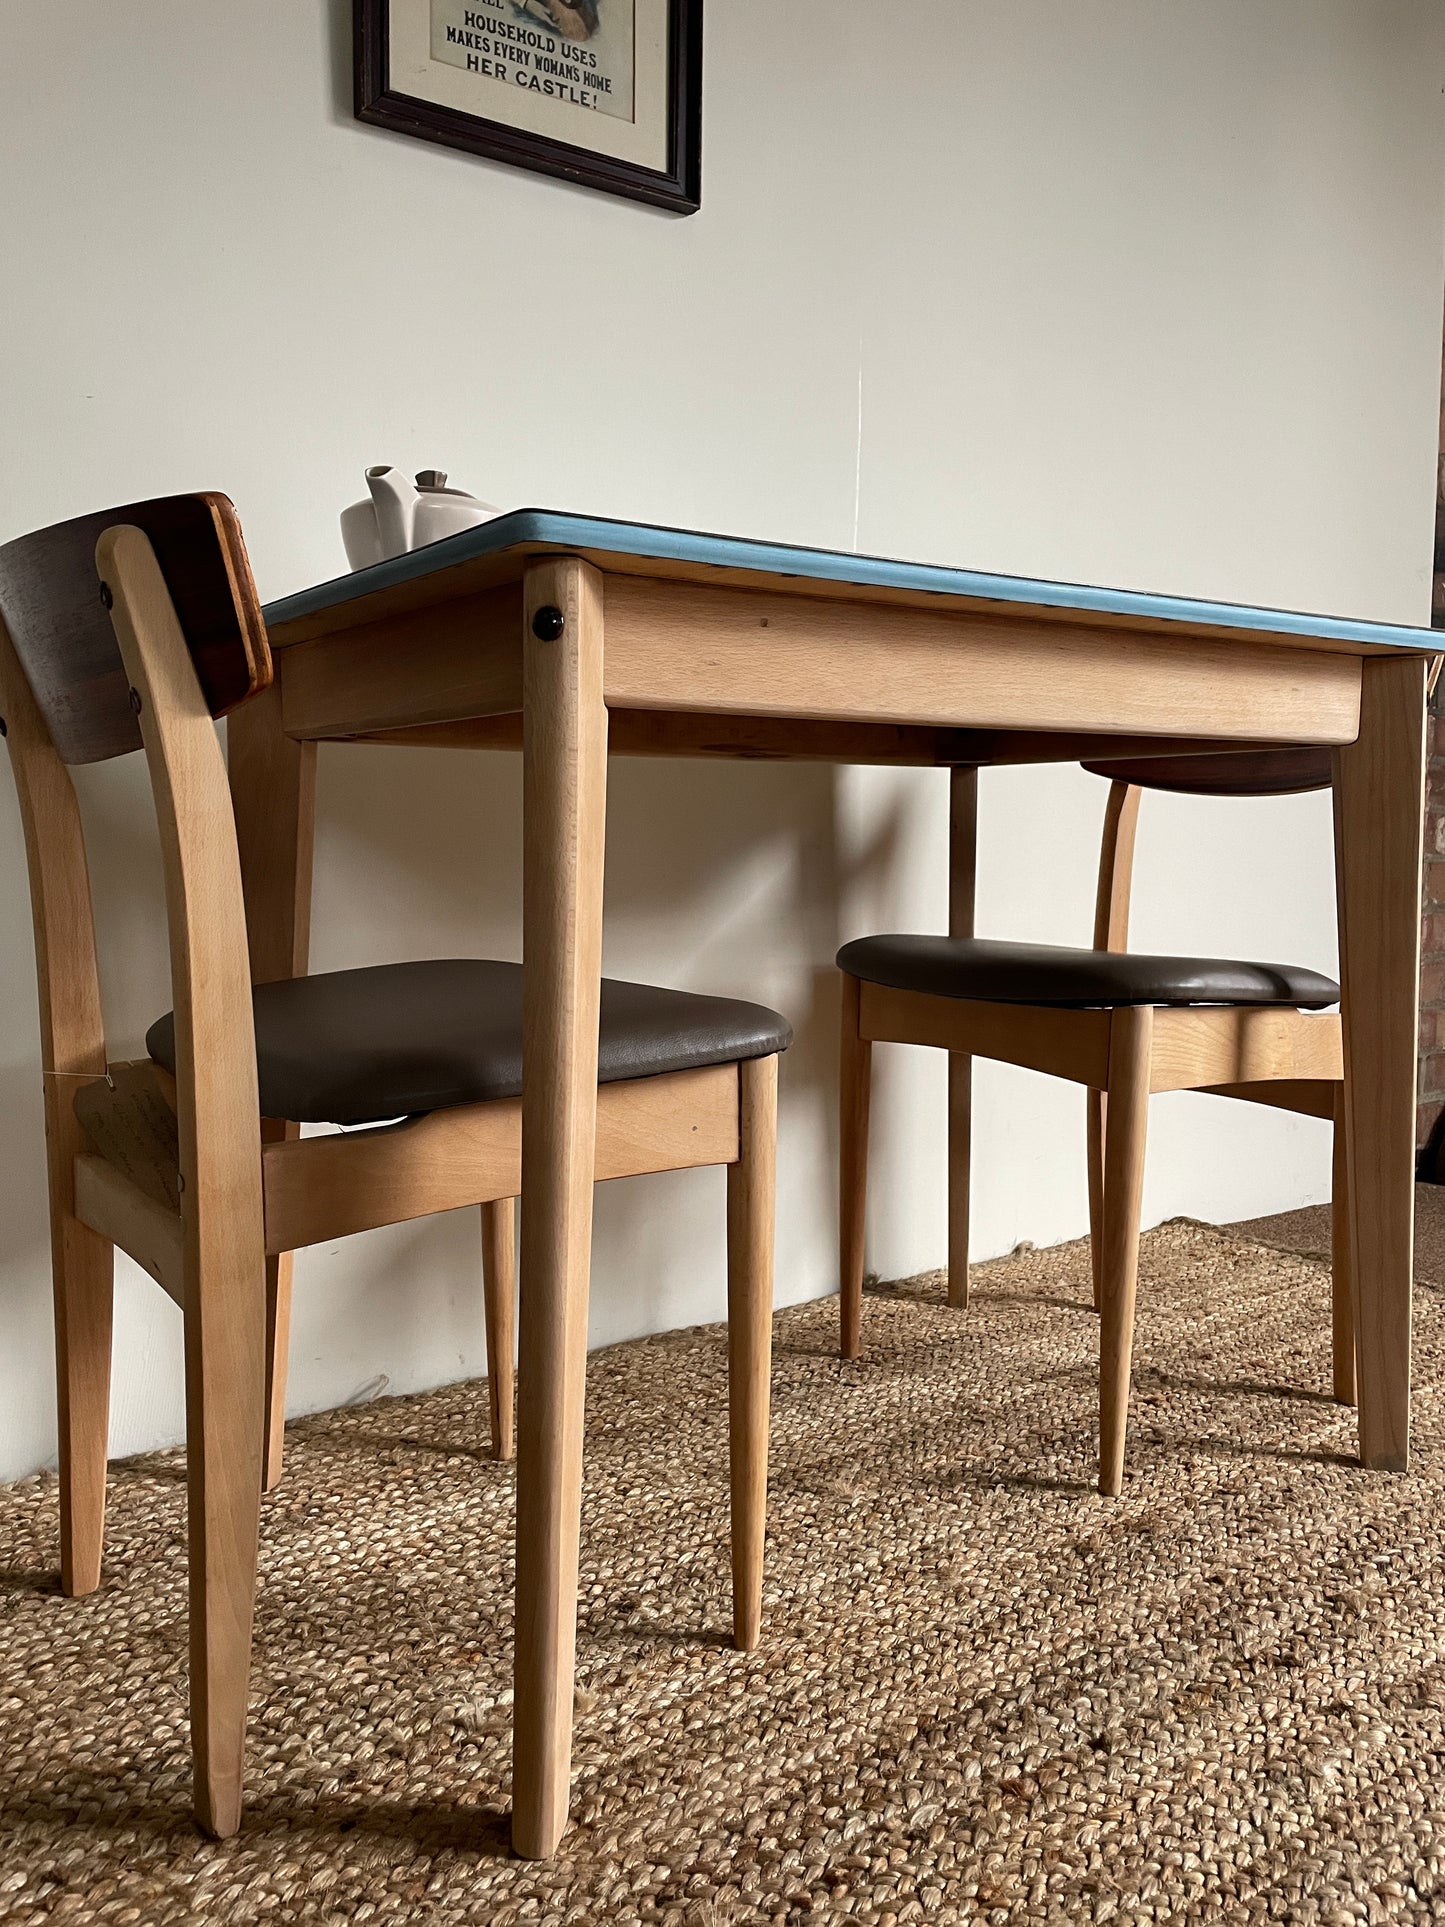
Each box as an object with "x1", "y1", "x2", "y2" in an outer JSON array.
[
  {"x1": 0, "y1": 503, "x2": 777, "y2": 1841},
  {"x1": 1083, "y1": 769, "x2": 1354, "y2": 1407},
  {"x1": 839, "y1": 763, "x2": 1347, "y2": 1497}
]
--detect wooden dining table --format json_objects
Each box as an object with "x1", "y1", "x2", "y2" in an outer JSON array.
[{"x1": 236, "y1": 508, "x2": 1439, "y2": 1857}]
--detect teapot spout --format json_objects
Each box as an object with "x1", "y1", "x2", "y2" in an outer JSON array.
[{"x1": 365, "y1": 465, "x2": 418, "y2": 560}]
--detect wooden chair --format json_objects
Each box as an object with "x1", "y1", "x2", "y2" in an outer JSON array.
[
  {"x1": 1079, "y1": 748, "x2": 1350, "y2": 1403},
  {"x1": 0, "y1": 494, "x2": 789, "y2": 1838},
  {"x1": 838, "y1": 751, "x2": 1345, "y2": 1497}
]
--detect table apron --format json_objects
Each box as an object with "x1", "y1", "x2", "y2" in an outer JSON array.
[
  {"x1": 598, "y1": 576, "x2": 1364, "y2": 744},
  {"x1": 270, "y1": 572, "x2": 1372, "y2": 748},
  {"x1": 279, "y1": 584, "x2": 524, "y2": 739}
]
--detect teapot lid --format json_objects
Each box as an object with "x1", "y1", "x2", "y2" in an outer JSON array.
[
  {"x1": 411, "y1": 469, "x2": 497, "y2": 511},
  {"x1": 415, "y1": 469, "x2": 466, "y2": 494},
  {"x1": 414, "y1": 469, "x2": 484, "y2": 499}
]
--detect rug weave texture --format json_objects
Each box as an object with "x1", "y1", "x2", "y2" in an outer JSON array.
[{"x1": 3, "y1": 1220, "x2": 1445, "y2": 1924}]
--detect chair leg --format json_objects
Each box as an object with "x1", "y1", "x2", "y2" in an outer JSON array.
[
  {"x1": 185, "y1": 1229, "x2": 268, "y2": 1839},
  {"x1": 259, "y1": 1117, "x2": 301, "y2": 1493},
  {"x1": 839, "y1": 972, "x2": 871, "y2": 1359},
  {"x1": 1331, "y1": 1096, "x2": 1357, "y2": 1408},
  {"x1": 947, "y1": 765, "x2": 977, "y2": 1311},
  {"x1": 53, "y1": 1205, "x2": 114, "y2": 1598},
  {"x1": 482, "y1": 1199, "x2": 517, "y2": 1462},
  {"x1": 728, "y1": 1055, "x2": 777, "y2": 1652},
  {"x1": 1086, "y1": 1088, "x2": 1106, "y2": 1314},
  {"x1": 947, "y1": 1054, "x2": 971, "y2": 1308},
  {"x1": 261, "y1": 1254, "x2": 292, "y2": 1493},
  {"x1": 1097, "y1": 1006, "x2": 1152, "y2": 1498}
]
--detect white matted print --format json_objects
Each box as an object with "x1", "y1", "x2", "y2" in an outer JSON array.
[
  {"x1": 432, "y1": 1, "x2": 637, "y2": 128},
  {"x1": 356, "y1": 0, "x2": 700, "y2": 211}
]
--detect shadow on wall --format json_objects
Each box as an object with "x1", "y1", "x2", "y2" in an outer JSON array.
[
  {"x1": 325, "y1": 0, "x2": 350, "y2": 122},
  {"x1": 0, "y1": 1058, "x2": 48, "y2": 1279}
]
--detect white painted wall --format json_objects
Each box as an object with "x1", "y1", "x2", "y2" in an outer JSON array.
[{"x1": 1, "y1": 1, "x2": 1443, "y2": 1479}]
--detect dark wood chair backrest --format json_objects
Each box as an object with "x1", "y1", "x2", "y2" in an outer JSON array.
[
  {"x1": 0, "y1": 493, "x2": 271, "y2": 764},
  {"x1": 1081, "y1": 747, "x2": 1331, "y2": 797}
]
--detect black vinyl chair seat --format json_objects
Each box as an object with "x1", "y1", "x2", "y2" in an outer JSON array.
[
  {"x1": 146, "y1": 958, "x2": 793, "y2": 1127},
  {"x1": 837, "y1": 934, "x2": 1339, "y2": 1012}
]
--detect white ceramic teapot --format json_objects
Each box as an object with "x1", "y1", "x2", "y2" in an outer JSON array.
[{"x1": 340, "y1": 466, "x2": 501, "y2": 570}]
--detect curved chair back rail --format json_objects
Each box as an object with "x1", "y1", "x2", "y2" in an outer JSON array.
[
  {"x1": 1080, "y1": 745, "x2": 1331, "y2": 797},
  {"x1": 0, "y1": 494, "x2": 270, "y2": 764}
]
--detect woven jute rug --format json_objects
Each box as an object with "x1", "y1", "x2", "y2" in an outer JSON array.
[{"x1": 3, "y1": 1220, "x2": 1445, "y2": 1924}]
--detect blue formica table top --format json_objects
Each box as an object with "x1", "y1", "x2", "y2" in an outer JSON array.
[{"x1": 263, "y1": 508, "x2": 1441, "y2": 654}]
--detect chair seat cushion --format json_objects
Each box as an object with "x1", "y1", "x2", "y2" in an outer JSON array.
[
  {"x1": 837, "y1": 935, "x2": 1340, "y2": 1011},
  {"x1": 146, "y1": 959, "x2": 792, "y2": 1126}
]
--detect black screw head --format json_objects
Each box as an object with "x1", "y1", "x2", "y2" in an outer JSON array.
[
  {"x1": 128, "y1": 687, "x2": 142, "y2": 715},
  {"x1": 531, "y1": 605, "x2": 565, "y2": 642},
  {"x1": 99, "y1": 582, "x2": 113, "y2": 609}
]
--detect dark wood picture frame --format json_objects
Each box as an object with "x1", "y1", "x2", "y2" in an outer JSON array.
[{"x1": 354, "y1": 0, "x2": 702, "y2": 214}]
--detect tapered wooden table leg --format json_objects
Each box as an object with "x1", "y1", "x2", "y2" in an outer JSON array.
[
  {"x1": 1330, "y1": 1094, "x2": 1356, "y2": 1409},
  {"x1": 838, "y1": 972, "x2": 870, "y2": 1359},
  {"x1": 947, "y1": 1056, "x2": 972, "y2": 1308},
  {"x1": 512, "y1": 557, "x2": 608, "y2": 1860},
  {"x1": 947, "y1": 767, "x2": 976, "y2": 1308},
  {"x1": 229, "y1": 681, "x2": 316, "y2": 1492},
  {"x1": 1333, "y1": 655, "x2": 1428, "y2": 1471}
]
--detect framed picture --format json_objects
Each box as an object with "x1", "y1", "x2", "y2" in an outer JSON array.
[{"x1": 354, "y1": 0, "x2": 702, "y2": 214}]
